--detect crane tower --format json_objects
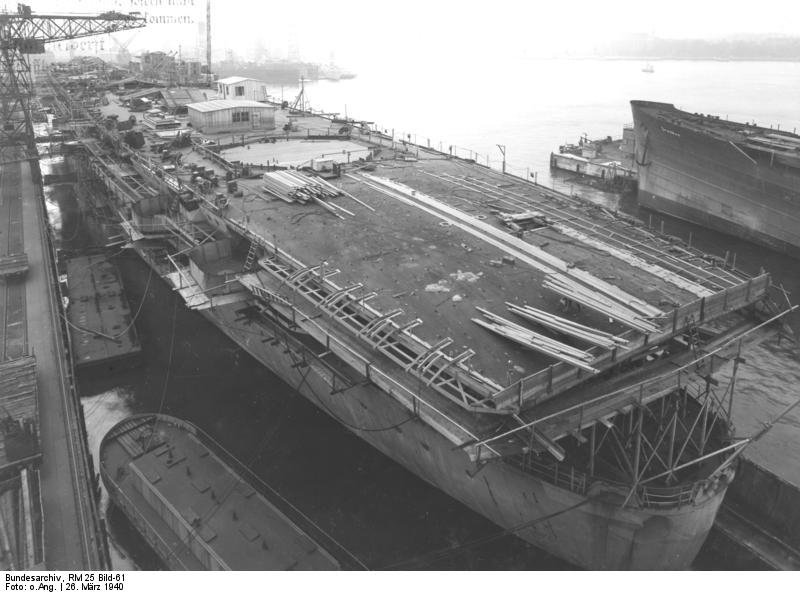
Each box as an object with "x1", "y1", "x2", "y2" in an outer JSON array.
[{"x1": 0, "y1": 3, "x2": 145, "y2": 156}]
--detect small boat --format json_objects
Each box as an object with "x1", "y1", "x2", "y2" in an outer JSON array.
[{"x1": 642, "y1": 62, "x2": 655, "y2": 73}]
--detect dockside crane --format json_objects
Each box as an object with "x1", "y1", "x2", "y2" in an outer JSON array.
[{"x1": 0, "y1": 4, "x2": 145, "y2": 156}]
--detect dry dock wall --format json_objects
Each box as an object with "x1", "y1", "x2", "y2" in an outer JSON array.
[{"x1": 727, "y1": 458, "x2": 800, "y2": 550}]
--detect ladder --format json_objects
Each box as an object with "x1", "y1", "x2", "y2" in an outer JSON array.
[{"x1": 243, "y1": 240, "x2": 258, "y2": 271}]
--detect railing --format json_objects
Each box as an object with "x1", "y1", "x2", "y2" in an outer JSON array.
[
  {"x1": 513, "y1": 455, "x2": 589, "y2": 496},
  {"x1": 492, "y1": 272, "x2": 771, "y2": 410},
  {"x1": 256, "y1": 256, "x2": 498, "y2": 410},
  {"x1": 190, "y1": 139, "x2": 238, "y2": 173},
  {"x1": 231, "y1": 270, "x2": 501, "y2": 457},
  {"x1": 470, "y1": 305, "x2": 792, "y2": 460},
  {"x1": 510, "y1": 454, "x2": 703, "y2": 510},
  {"x1": 100, "y1": 466, "x2": 196, "y2": 571}
]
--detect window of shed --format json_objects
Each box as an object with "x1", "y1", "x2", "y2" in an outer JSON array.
[
  {"x1": 235, "y1": 86, "x2": 244, "y2": 96},
  {"x1": 232, "y1": 112, "x2": 249, "y2": 123}
]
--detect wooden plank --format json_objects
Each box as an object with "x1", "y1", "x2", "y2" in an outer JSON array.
[
  {"x1": 472, "y1": 317, "x2": 598, "y2": 373},
  {"x1": 358, "y1": 173, "x2": 663, "y2": 320},
  {"x1": 491, "y1": 273, "x2": 769, "y2": 410},
  {"x1": 506, "y1": 302, "x2": 628, "y2": 348}
]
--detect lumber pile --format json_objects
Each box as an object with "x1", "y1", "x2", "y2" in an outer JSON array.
[
  {"x1": 543, "y1": 274, "x2": 660, "y2": 333},
  {"x1": 473, "y1": 307, "x2": 598, "y2": 373},
  {"x1": 262, "y1": 170, "x2": 357, "y2": 219},
  {"x1": 262, "y1": 170, "x2": 340, "y2": 203},
  {"x1": 506, "y1": 302, "x2": 629, "y2": 350}
]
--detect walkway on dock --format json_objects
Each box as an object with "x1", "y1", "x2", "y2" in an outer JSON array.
[{"x1": 0, "y1": 153, "x2": 105, "y2": 569}]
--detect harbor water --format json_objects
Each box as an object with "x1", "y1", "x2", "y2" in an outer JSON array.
[{"x1": 44, "y1": 58, "x2": 800, "y2": 569}]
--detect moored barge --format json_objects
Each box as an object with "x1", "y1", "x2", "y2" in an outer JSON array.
[{"x1": 100, "y1": 414, "x2": 347, "y2": 570}]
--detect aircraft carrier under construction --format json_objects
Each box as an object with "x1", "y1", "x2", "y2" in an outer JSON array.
[
  {"x1": 40, "y1": 67, "x2": 796, "y2": 570},
  {"x1": 631, "y1": 100, "x2": 800, "y2": 257}
]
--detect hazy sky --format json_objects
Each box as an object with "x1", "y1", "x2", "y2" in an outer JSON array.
[{"x1": 10, "y1": 0, "x2": 800, "y2": 66}]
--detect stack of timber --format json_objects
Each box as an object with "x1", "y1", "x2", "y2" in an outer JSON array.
[
  {"x1": 499, "y1": 210, "x2": 549, "y2": 233},
  {"x1": 262, "y1": 170, "x2": 354, "y2": 219},
  {"x1": 543, "y1": 274, "x2": 660, "y2": 333},
  {"x1": 473, "y1": 307, "x2": 598, "y2": 373},
  {"x1": 506, "y1": 302, "x2": 629, "y2": 350},
  {"x1": 262, "y1": 170, "x2": 339, "y2": 203}
]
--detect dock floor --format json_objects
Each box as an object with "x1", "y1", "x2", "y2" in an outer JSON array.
[{"x1": 0, "y1": 152, "x2": 104, "y2": 569}]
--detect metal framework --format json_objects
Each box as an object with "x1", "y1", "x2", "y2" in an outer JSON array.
[
  {"x1": 257, "y1": 254, "x2": 505, "y2": 412},
  {"x1": 0, "y1": 4, "x2": 144, "y2": 154}
]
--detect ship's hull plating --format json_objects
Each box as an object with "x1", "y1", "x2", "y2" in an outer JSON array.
[
  {"x1": 631, "y1": 101, "x2": 800, "y2": 257},
  {"x1": 102, "y1": 470, "x2": 192, "y2": 571},
  {"x1": 193, "y1": 299, "x2": 728, "y2": 570}
]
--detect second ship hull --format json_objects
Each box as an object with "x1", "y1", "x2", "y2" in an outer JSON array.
[{"x1": 631, "y1": 100, "x2": 800, "y2": 257}]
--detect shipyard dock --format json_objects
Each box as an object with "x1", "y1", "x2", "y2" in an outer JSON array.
[
  {"x1": 48, "y1": 79, "x2": 791, "y2": 569},
  {"x1": 0, "y1": 152, "x2": 106, "y2": 569}
]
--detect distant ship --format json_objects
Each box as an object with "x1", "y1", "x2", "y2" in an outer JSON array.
[
  {"x1": 215, "y1": 60, "x2": 355, "y2": 84},
  {"x1": 216, "y1": 60, "x2": 320, "y2": 84},
  {"x1": 641, "y1": 63, "x2": 655, "y2": 73},
  {"x1": 318, "y1": 63, "x2": 356, "y2": 81},
  {"x1": 631, "y1": 100, "x2": 800, "y2": 257}
]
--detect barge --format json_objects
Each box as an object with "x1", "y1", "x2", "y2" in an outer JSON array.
[
  {"x1": 46, "y1": 69, "x2": 793, "y2": 569},
  {"x1": 64, "y1": 254, "x2": 142, "y2": 371},
  {"x1": 100, "y1": 414, "x2": 348, "y2": 570},
  {"x1": 550, "y1": 129, "x2": 637, "y2": 191},
  {"x1": 631, "y1": 100, "x2": 800, "y2": 257}
]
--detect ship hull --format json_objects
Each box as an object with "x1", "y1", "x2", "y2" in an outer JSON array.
[
  {"x1": 102, "y1": 471, "x2": 193, "y2": 571},
  {"x1": 77, "y1": 144, "x2": 733, "y2": 570},
  {"x1": 192, "y1": 298, "x2": 729, "y2": 570},
  {"x1": 631, "y1": 100, "x2": 800, "y2": 257}
]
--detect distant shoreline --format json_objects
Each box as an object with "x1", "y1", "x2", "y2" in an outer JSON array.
[
  {"x1": 535, "y1": 56, "x2": 800, "y2": 62},
  {"x1": 600, "y1": 56, "x2": 800, "y2": 62}
]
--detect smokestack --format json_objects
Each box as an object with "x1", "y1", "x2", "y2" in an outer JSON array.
[{"x1": 206, "y1": 0, "x2": 211, "y2": 83}]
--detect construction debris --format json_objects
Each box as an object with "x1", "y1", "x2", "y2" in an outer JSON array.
[
  {"x1": 262, "y1": 170, "x2": 343, "y2": 208},
  {"x1": 506, "y1": 302, "x2": 629, "y2": 349},
  {"x1": 473, "y1": 307, "x2": 598, "y2": 373},
  {"x1": 543, "y1": 274, "x2": 660, "y2": 334}
]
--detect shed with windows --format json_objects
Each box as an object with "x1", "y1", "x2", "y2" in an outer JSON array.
[
  {"x1": 186, "y1": 100, "x2": 276, "y2": 134},
  {"x1": 216, "y1": 76, "x2": 268, "y2": 101}
]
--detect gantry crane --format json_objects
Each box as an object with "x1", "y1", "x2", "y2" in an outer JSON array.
[{"x1": 0, "y1": 3, "x2": 145, "y2": 156}]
